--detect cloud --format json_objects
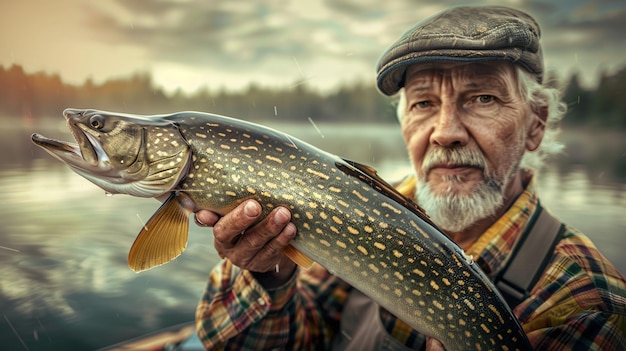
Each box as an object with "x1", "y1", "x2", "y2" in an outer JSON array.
[
  {"x1": 522, "y1": 0, "x2": 626, "y2": 81},
  {"x1": 47, "y1": 0, "x2": 626, "y2": 90},
  {"x1": 84, "y1": 2, "x2": 331, "y2": 64},
  {"x1": 85, "y1": 2, "x2": 436, "y2": 60}
]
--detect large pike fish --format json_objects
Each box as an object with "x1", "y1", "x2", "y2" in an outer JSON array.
[{"x1": 31, "y1": 108, "x2": 532, "y2": 350}]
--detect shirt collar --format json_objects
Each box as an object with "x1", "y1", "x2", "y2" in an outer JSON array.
[{"x1": 466, "y1": 169, "x2": 538, "y2": 278}]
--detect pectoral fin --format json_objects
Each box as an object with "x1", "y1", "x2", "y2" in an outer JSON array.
[
  {"x1": 128, "y1": 192, "x2": 191, "y2": 272},
  {"x1": 282, "y1": 244, "x2": 315, "y2": 269}
]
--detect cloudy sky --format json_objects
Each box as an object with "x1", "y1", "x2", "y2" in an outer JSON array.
[{"x1": 1, "y1": 0, "x2": 624, "y2": 94}]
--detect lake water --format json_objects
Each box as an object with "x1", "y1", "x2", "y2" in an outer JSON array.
[{"x1": 1, "y1": 122, "x2": 624, "y2": 350}]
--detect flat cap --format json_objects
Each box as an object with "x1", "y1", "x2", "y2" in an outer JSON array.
[{"x1": 376, "y1": 6, "x2": 543, "y2": 95}]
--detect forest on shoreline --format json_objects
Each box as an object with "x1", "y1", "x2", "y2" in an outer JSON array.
[{"x1": 1, "y1": 63, "x2": 625, "y2": 128}]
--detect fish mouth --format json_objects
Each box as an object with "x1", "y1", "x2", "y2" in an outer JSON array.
[
  {"x1": 31, "y1": 133, "x2": 81, "y2": 158},
  {"x1": 31, "y1": 133, "x2": 89, "y2": 166},
  {"x1": 31, "y1": 121, "x2": 107, "y2": 173}
]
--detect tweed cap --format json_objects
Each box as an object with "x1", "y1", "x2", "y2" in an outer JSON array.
[{"x1": 376, "y1": 6, "x2": 543, "y2": 95}]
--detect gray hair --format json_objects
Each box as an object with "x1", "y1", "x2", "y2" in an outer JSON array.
[{"x1": 395, "y1": 67, "x2": 567, "y2": 171}]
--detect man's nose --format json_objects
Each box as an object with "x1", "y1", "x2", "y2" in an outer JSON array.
[{"x1": 429, "y1": 104, "x2": 469, "y2": 147}]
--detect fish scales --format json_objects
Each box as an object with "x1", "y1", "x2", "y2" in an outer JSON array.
[
  {"x1": 180, "y1": 117, "x2": 526, "y2": 350},
  {"x1": 31, "y1": 109, "x2": 532, "y2": 351}
]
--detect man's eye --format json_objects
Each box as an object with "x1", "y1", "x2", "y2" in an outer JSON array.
[
  {"x1": 477, "y1": 95, "x2": 494, "y2": 103},
  {"x1": 413, "y1": 101, "x2": 430, "y2": 109}
]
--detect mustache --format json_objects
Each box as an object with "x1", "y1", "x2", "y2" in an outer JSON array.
[{"x1": 422, "y1": 147, "x2": 486, "y2": 174}]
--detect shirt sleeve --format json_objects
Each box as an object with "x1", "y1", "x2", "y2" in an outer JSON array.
[{"x1": 195, "y1": 259, "x2": 351, "y2": 350}]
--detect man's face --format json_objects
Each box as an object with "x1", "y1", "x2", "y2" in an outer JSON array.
[{"x1": 400, "y1": 62, "x2": 538, "y2": 232}]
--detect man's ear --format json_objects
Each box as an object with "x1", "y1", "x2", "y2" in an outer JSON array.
[{"x1": 525, "y1": 106, "x2": 548, "y2": 151}]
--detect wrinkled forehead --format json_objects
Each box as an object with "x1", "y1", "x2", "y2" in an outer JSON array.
[{"x1": 404, "y1": 61, "x2": 517, "y2": 89}]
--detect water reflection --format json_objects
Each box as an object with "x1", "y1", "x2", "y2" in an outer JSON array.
[
  {"x1": 538, "y1": 165, "x2": 626, "y2": 271},
  {"x1": 1, "y1": 123, "x2": 624, "y2": 350},
  {"x1": 1, "y1": 164, "x2": 218, "y2": 350}
]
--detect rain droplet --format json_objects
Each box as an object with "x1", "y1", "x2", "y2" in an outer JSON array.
[
  {"x1": 136, "y1": 214, "x2": 148, "y2": 231},
  {"x1": 105, "y1": 192, "x2": 113, "y2": 197},
  {"x1": 293, "y1": 56, "x2": 304, "y2": 76},
  {"x1": 308, "y1": 117, "x2": 325, "y2": 139}
]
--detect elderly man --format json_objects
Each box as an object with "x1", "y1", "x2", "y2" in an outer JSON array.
[{"x1": 193, "y1": 6, "x2": 626, "y2": 350}]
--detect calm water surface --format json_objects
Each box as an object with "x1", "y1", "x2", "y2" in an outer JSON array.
[{"x1": 0, "y1": 123, "x2": 624, "y2": 350}]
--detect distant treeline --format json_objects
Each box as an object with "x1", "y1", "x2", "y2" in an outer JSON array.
[
  {"x1": 562, "y1": 69, "x2": 626, "y2": 128},
  {"x1": 0, "y1": 64, "x2": 395, "y2": 124},
  {"x1": 1, "y1": 63, "x2": 625, "y2": 127}
]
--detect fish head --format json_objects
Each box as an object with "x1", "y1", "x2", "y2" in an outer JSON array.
[{"x1": 32, "y1": 108, "x2": 190, "y2": 197}]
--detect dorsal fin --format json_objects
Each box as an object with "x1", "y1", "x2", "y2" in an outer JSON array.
[{"x1": 337, "y1": 158, "x2": 437, "y2": 228}]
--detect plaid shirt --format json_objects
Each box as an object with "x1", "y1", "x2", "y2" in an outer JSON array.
[{"x1": 196, "y1": 171, "x2": 626, "y2": 350}]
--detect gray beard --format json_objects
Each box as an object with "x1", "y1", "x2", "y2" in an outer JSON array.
[{"x1": 416, "y1": 175, "x2": 504, "y2": 233}]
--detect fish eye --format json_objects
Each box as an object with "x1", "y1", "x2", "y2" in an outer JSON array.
[{"x1": 89, "y1": 115, "x2": 105, "y2": 130}]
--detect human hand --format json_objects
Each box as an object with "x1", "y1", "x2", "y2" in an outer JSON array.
[
  {"x1": 194, "y1": 200, "x2": 297, "y2": 288},
  {"x1": 425, "y1": 337, "x2": 445, "y2": 351}
]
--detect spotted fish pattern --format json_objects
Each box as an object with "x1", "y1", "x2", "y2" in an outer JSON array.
[{"x1": 32, "y1": 109, "x2": 532, "y2": 350}]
